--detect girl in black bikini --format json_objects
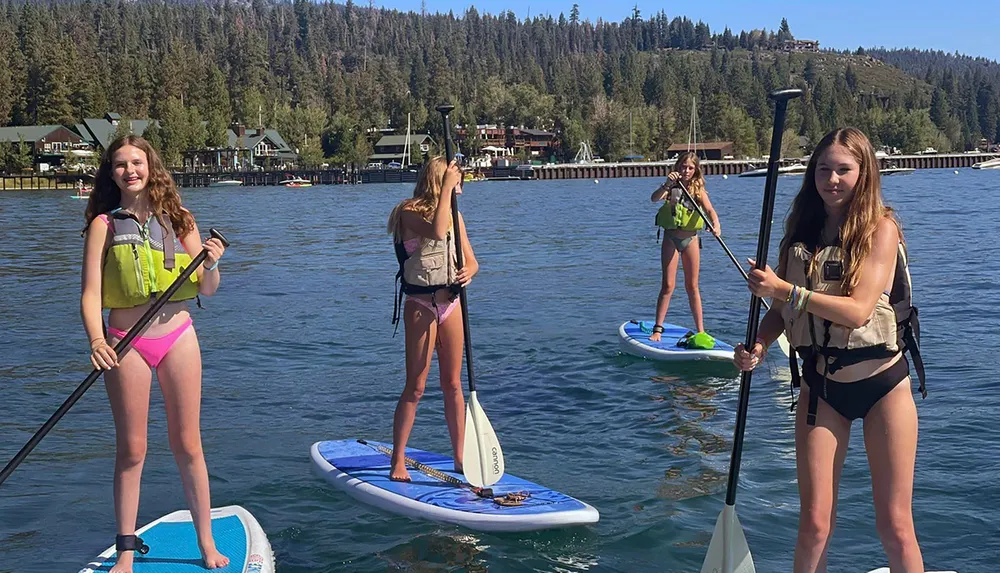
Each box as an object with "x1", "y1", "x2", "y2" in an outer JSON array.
[{"x1": 735, "y1": 128, "x2": 924, "y2": 572}]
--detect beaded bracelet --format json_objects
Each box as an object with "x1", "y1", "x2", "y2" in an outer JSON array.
[{"x1": 795, "y1": 288, "x2": 810, "y2": 312}]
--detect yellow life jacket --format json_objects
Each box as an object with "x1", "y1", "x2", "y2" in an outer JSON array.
[
  {"x1": 655, "y1": 186, "x2": 705, "y2": 232},
  {"x1": 101, "y1": 209, "x2": 200, "y2": 309}
]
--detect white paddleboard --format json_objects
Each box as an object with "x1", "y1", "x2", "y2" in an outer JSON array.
[
  {"x1": 79, "y1": 505, "x2": 274, "y2": 573},
  {"x1": 867, "y1": 569, "x2": 956, "y2": 573},
  {"x1": 619, "y1": 320, "x2": 735, "y2": 361},
  {"x1": 311, "y1": 439, "x2": 599, "y2": 532}
]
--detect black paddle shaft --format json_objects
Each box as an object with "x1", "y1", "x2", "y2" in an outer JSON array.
[
  {"x1": 724, "y1": 88, "x2": 802, "y2": 506},
  {"x1": 0, "y1": 229, "x2": 230, "y2": 487},
  {"x1": 436, "y1": 104, "x2": 478, "y2": 393}
]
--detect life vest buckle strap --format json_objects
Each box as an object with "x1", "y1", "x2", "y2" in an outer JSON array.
[{"x1": 806, "y1": 388, "x2": 820, "y2": 426}]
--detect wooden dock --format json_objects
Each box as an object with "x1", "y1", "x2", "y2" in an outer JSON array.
[{"x1": 2, "y1": 153, "x2": 996, "y2": 191}]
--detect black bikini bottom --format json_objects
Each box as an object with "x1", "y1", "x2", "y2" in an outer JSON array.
[{"x1": 801, "y1": 355, "x2": 910, "y2": 426}]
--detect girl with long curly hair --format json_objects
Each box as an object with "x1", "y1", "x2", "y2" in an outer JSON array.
[{"x1": 81, "y1": 135, "x2": 229, "y2": 572}]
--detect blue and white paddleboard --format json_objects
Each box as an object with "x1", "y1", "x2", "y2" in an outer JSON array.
[
  {"x1": 867, "y1": 569, "x2": 956, "y2": 573},
  {"x1": 79, "y1": 505, "x2": 274, "y2": 573},
  {"x1": 311, "y1": 439, "x2": 599, "y2": 532},
  {"x1": 618, "y1": 320, "x2": 735, "y2": 361}
]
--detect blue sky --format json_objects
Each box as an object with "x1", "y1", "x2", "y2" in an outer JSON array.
[{"x1": 378, "y1": 0, "x2": 1000, "y2": 62}]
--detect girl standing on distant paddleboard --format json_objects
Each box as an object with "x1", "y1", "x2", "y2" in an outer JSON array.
[
  {"x1": 387, "y1": 157, "x2": 479, "y2": 482},
  {"x1": 735, "y1": 127, "x2": 924, "y2": 572},
  {"x1": 81, "y1": 135, "x2": 229, "y2": 573},
  {"x1": 649, "y1": 151, "x2": 721, "y2": 343}
]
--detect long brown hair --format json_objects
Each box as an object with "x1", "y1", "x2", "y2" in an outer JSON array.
[
  {"x1": 672, "y1": 151, "x2": 706, "y2": 202},
  {"x1": 85, "y1": 135, "x2": 194, "y2": 237},
  {"x1": 387, "y1": 156, "x2": 452, "y2": 236},
  {"x1": 778, "y1": 127, "x2": 902, "y2": 294}
]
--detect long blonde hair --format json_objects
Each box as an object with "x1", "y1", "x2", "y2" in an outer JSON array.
[
  {"x1": 778, "y1": 127, "x2": 902, "y2": 294},
  {"x1": 387, "y1": 156, "x2": 453, "y2": 237},
  {"x1": 85, "y1": 135, "x2": 194, "y2": 237},
  {"x1": 672, "y1": 151, "x2": 706, "y2": 202}
]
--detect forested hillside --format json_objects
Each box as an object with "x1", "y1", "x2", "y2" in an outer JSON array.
[{"x1": 1, "y1": 0, "x2": 997, "y2": 164}]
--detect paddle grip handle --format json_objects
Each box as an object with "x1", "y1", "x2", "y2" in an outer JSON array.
[
  {"x1": 436, "y1": 103, "x2": 477, "y2": 393},
  {"x1": 0, "y1": 231, "x2": 229, "y2": 486}
]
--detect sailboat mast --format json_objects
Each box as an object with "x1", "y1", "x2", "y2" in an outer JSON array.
[{"x1": 402, "y1": 113, "x2": 411, "y2": 168}]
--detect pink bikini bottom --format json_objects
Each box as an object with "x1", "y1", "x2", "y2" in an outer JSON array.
[{"x1": 107, "y1": 318, "x2": 193, "y2": 368}]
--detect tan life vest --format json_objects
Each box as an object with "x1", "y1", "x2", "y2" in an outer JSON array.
[
  {"x1": 400, "y1": 233, "x2": 457, "y2": 290},
  {"x1": 782, "y1": 240, "x2": 927, "y2": 422},
  {"x1": 782, "y1": 242, "x2": 899, "y2": 362},
  {"x1": 391, "y1": 221, "x2": 459, "y2": 332}
]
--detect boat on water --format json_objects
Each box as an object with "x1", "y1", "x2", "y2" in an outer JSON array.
[
  {"x1": 463, "y1": 170, "x2": 486, "y2": 183},
  {"x1": 972, "y1": 156, "x2": 1000, "y2": 169},
  {"x1": 208, "y1": 179, "x2": 243, "y2": 187},
  {"x1": 738, "y1": 162, "x2": 807, "y2": 178},
  {"x1": 280, "y1": 177, "x2": 313, "y2": 188},
  {"x1": 880, "y1": 163, "x2": 915, "y2": 176}
]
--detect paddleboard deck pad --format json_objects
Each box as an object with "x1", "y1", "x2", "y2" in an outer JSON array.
[
  {"x1": 311, "y1": 439, "x2": 599, "y2": 532},
  {"x1": 619, "y1": 320, "x2": 735, "y2": 361},
  {"x1": 79, "y1": 505, "x2": 274, "y2": 573}
]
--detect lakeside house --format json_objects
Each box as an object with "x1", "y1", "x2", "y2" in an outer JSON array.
[
  {"x1": 0, "y1": 112, "x2": 294, "y2": 174},
  {"x1": 782, "y1": 39, "x2": 820, "y2": 53},
  {"x1": 666, "y1": 142, "x2": 735, "y2": 161},
  {"x1": 456, "y1": 125, "x2": 558, "y2": 161},
  {"x1": 184, "y1": 124, "x2": 296, "y2": 171},
  {"x1": 0, "y1": 125, "x2": 92, "y2": 172},
  {"x1": 368, "y1": 133, "x2": 435, "y2": 167},
  {"x1": 76, "y1": 113, "x2": 157, "y2": 150}
]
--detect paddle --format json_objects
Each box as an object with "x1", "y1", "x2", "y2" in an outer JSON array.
[
  {"x1": 0, "y1": 228, "x2": 230, "y2": 487},
  {"x1": 436, "y1": 103, "x2": 505, "y2": 488},
  {"x1": 357, "y1": 439, "x2": 494, "y2": 498},
  {"x1": 701, "y1": 88, "x2": 802, "y2": 573},
  {"x1": 672, "y1": 180, "x2": 792, "y2": 358}
]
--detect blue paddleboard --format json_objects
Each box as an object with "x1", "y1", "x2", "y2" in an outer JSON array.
[
  {"x1": 79, "y1": 506, "x2": 274, "y2": 573},
  {"x1": 311, "y1": 439, "x2": 599, "y2": 532},
  {"x1": 619, "y1": 320, "x2": 735, "y2": 361}
]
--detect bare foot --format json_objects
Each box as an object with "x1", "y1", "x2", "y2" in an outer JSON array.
[
  {"x1": 389, "y1": 462, "x2": 411, "y2": 482},
  {"x1": 109, "y1": 550, "x2": 134, "y2": 573},
  {"x1": 454, "y1": 463, "x2": 464, "y2": 474},
  {"x1": 200, "y1": 543, "x2": 230, "y2": 569},
  {"x1": 649, "y1": 332, "x2": 662, "y2": 342}
]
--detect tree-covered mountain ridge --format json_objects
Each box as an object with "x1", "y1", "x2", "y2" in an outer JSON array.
[{"x1": 1, "y1": 0, "x2": 998, "y2": 164}]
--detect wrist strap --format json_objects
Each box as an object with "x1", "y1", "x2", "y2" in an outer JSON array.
[{"x1": 206, "y1": 260, "x2": 219, "y2": 271}]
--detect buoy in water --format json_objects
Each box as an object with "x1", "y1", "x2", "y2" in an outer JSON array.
[
  {"x1": 594, "y1": 179, "x2": 599, "y2": 184},
  {"x1": 954, "y1": 170, "x2": 959, "y2": 174},
  {"x1": 723, "y1": 174, "x2": 729, "y2": 179}
]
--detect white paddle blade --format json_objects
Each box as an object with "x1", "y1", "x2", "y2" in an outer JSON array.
[
  {"x1": 701, "y1": 504, "x2": 755, "y2": 573},
  {"x1": 776, "y1": 332, "x2": 791, "y2": 357},
  {"x1": 462, "y1": 391, "x2": 504, "y2": 488}
]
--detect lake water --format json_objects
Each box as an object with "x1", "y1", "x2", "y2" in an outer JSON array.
[{"x1": 1, "y1": 168, "x2": 997, "y2": 571}]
